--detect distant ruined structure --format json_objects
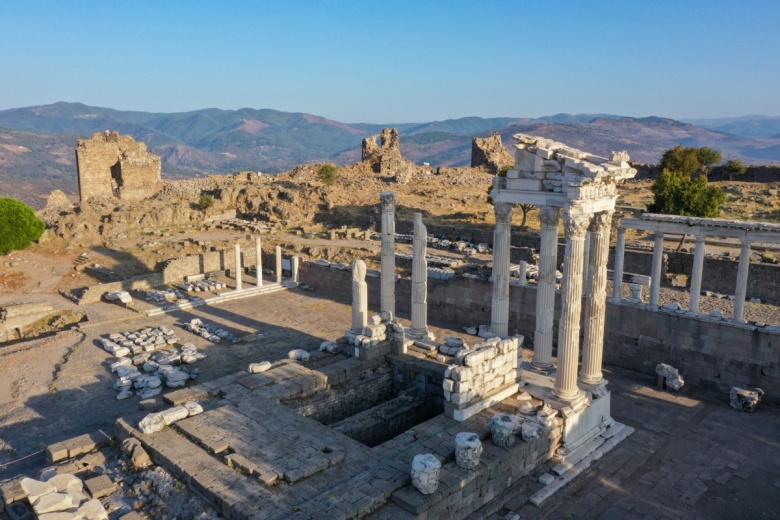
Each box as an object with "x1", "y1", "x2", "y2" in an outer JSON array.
[
  {"x1": 471, "y1": 132, "x2": 514, "y2": 174},
  {"x1": 361, "y1": 128, "x2": 414, "y2": 182},
  {"x1": 75, "y1": 131, "x2": 162, "y2": 202}
]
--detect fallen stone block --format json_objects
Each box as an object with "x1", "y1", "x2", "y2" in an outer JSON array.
[
  {"x1": 32, "y1": 492, "x2": 76, "y2": 514},
  {"x1": 84, "y1": 476, "x2": 116, "y2": 499},
  {"x1": 183, "y1": 401, "x2": 204, "y2": 416},
  {"x1": 46, "y1": 474, "x2": 82, "y2": 496},
  {"x1": 20, "y1": 478, "x2": 55, "y2": 503},
  {"x1": 730, "y1": 386, "x2": 764, "y2": 412},
  {"x1": 160, "y1": 406, "x2": 189, "y2": 425},
  {"x1": 77, "y1": 498, "x2": 109, "y2": 520},
  {"x1": 288, "y1": 349, "x2": 310, "y2": 361},
  {"x1": 138, "y1": 413, "x2": 165, "y2": 434},
  {"x1": 454, "y1": 432, "x2": 482, "y2": 470}
]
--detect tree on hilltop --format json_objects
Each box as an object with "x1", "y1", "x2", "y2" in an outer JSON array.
[
  {"x1": 648, "y1": 169, "x2": 725, "y2": 218},
  {"x1": 0, "y1": 198, "x2": 46, "y2": 255},
  {"x1": 658, "y1": 145, "x2": 722, "y2": 178},
  {"x1": 722, "y1": 159, "x2": 747, "y2": 181},
  {"x1": 317, "y1": 163, "x2": 341, "y2": 186}
]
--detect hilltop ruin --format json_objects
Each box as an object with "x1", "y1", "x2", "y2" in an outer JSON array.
[
  {"x1": 75, "y1": 131, "x2": 162, "y2": 202},
  {"x1": 361, "y1": 128, "x2": 415, "y2": 182}
]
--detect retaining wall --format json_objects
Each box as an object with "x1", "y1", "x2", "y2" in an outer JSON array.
[{"x1": 78, "y1": 273, "x2": 164, "y2": 305}]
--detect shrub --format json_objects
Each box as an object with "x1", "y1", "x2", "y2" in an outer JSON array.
[
  {"x1": 198, "y1": 193, "x2": 215, "y2": 210},
  {"x1": 722, "y1": 159, "x2": 747, "y2": 181},
  {"x1": 317, "y1": 163, "x2": 341, "y2": 186},
  {"x1": 647, "y1": 169, "x2": 725, "y2": 218},
  {"x1": 0, "y1": 198, "x2": 46, "y2": 255}
]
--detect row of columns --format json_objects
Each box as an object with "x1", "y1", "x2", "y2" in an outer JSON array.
[
  {"x1": 612, "y1": 230, "x2": 752, "y2": 322},
  {"x1": 232, "y1": 240, "x2": 296, "y2": 289},
  {"x1": 489, "y1": 203, "x2": 614, "y2": 404}
]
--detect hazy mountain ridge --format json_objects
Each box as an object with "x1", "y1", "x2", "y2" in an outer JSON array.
[{"x1": 2, "y1": 102, "x2": 780, "y2": 207}]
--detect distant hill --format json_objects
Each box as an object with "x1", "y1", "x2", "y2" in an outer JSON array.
[
  {"x1": 2, "y1": 102, "x2": 780, "y2": 207},
  {"x1": 681, "y1": 115, "x2": 780, "y2": 138}
]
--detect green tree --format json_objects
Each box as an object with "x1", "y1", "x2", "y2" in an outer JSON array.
[
  {"x1": 659, "y1": 145, "x2": 701, "y2": 176},
  {"x1": 647, "y1": 169, "x2": 726, "y2": 218},
  {"x1": 198, "y1": 193, "x2": 215, "y2": 210},
  {"x1": 317, "y1": 163, "x2": 341, "y2": 186},
  {"x1": 722, "y1": 159, "x2": 747, "y2": 181},
  {"x1": 696, "y1": 147, "x2": 723, "y2": 176},
  {"x1": 0, "y1": 198, "x2": 46, "y2": 255}
]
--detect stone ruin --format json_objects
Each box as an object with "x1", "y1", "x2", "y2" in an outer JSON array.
[
  {"x1": 75, "y1": 130, "x2": 162, "y2": 202},
  {"x1": 361, "y1": 128, "x2": 415, "y2": 182},
  {"x1": 471, "y1": 132, "x2": 514, "y2": 174}
]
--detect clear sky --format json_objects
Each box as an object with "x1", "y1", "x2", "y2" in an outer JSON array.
[{"x1": 1, "y1": 0, "x2": 778, "y2": 123}]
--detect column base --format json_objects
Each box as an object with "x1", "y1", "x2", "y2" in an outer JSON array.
[
  {"x1": 406, "y1": 328, "x2": 436, "y2": 343},
  {"x1": 549, "y1": 388, "x2": 590, "y2": 414},
  {"x1": 578, "y1": 378, "x2": 609, "y2": 399},
  {"x1": 522, "y1": 360, "x2": 556, "y2": 376}
]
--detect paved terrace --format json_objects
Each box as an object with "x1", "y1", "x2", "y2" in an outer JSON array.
[{"x1": 0, "y1": 287, "x2": 779, "y2": 519}]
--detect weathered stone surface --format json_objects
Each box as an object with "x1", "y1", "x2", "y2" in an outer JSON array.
[
  {"x1": 183, "y1": 401, "x2": 204, "y2": 416},
  {"x1": 656, "y1": 363, "x2": 685, "y2": 390},
  {"x1": 160, "y1": 406, "x2": 189, "y2": 425},
  {"x1": 84, "y1": 476, "x2": 116, "y2": 499},
  {"x1": 32, "y1": 492, "x2": 76, "y2": 514},
  {"x1": 249, "y1": 361, "x2": 272, "y2": 373},
  {"x1": 454, "y1": 432, "x2": 482, "y2": 470},
  {"x1": 730, "y1": 387, "x2": 764, "y2": 412},
  {"x1": 77, "y1": 498, "x2": 109, "y2": 520},
  {"x1": 471, "y1": 133, "x2": 513, "y2": 174},
  {"x1": 490, "y1": 413, "x2": 520, "y2": 447},
  {"x1": 410, "y1": 454, "x2": 441, "y2": 495},
  {"x1": 288, "y1": 349, "x2": 310, "y2": 361},
  {"x1": 20, "y1": 478, "x2": 54, "y2": 502},
  {"x1": 46, "y1": 474, "x2": 82, "y2": 495},
  {"x1": 138, "y1": 413, "x2": 166, "y2": 434},
  {"x1": 76, "y1": 131, "x2": 162, "y2": 202}
]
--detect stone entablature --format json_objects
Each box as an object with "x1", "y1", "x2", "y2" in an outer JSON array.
[
  {"x1": 75, "y1": 131, "x2": 162, "y2": 202},
  {"x1": 625, "y1": 214, "x2": 780, "y2": 241}
]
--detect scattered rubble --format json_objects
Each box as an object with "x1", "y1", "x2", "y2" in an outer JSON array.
[
  {"x1": 656, "y1": 363, "x2": 685, "y2": 391},
  {"x1": 729, "y1": 386, "x2": 764, "y2": 412},
  {"x1": 183, "y1": 318, "x2": 241, "y2": 343}
]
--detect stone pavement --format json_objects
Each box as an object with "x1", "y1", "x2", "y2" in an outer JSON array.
[{"x1": 1, "y1": 286, "x2": 779, "y2": 519}]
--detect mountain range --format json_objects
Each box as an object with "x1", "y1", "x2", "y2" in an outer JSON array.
[{"x1": 1, "y1": 102, "x2": 780, "y2": 207}]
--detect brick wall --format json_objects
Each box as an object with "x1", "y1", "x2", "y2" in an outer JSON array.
[{"x1": 300, "y1": 262, "x2": 780, "y2": 403}]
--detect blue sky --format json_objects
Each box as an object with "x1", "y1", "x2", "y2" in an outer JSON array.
[{"x1": 1, "y1": 0, "x2": 778, "y2": 122}]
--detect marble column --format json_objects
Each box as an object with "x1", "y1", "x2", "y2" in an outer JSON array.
[
  {"x1": 582, "y1": 232, "x2": 592, "y2": 285},
  {"x1": 490, "y1": 203, "x2": 513, "y2": 337},
  {"x1": 255, "y1": 236, "x2": 263, "y2": 286},
  {"x1": 733, "y1": 239, "x2": 752, "y2": 322},
  {"x1": 580, "y1": 211, "x2": 613, "y2": 387},
  {"x1": 649, "y1": 232, "x2": 665, "y2": 307},
  {"x1": 553, "y1": 212, "x2": 590, "y2": 402},
  {"x1": 275, "y1": 246, "x2": 282, "y2": 284},
  {"x1": 234, "y1": 244, "x2": 243, "y2": 290},
  {"x1": 518, "y1": 260, "x2": 528, "y2": 286},
  {"x1": 380, "y1": 191, "x2": 397, "y2": 318},
  {"x1": 689, "y1": 235, "x2": 706, "y2": 312},
  {"x1": 291, "y1": 256, "x2": 300, "y2": 284},
  {"x1": 612, "y1": 227, "x2": 626, "y2": 299},
  {"x1": 351, "y1": 260, "x2": 368, "y2": 334},
  {"x1": 532, "y1": 206, "x2": 560, "y2": 371},
  {"x1": 409, "y1": 212, "x2": 433, "y2": 341}
]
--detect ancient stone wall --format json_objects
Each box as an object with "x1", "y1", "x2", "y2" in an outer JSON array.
[
  {"x1": 471, "y1": 133, "x2": 514, "y2": 173},
  {"x1": 300, "y1": 262, "x2": 780, "y2": 404},
  {"x1": 360, "y1": 128, "x2": 413, "y2": 178},
  {"x1": 77, "y1": 273, "x2": 164, "y2": 304},
  {"x1": 75, "y1": 131, "x2": 162, "y2": 202}
]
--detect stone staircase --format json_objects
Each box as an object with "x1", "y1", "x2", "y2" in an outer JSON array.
[{"x1": 145, "y1": 281, "x2": 297, "y2": 316}]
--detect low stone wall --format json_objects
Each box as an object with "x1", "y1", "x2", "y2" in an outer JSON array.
[
  {"x1": 78, "y1": 273, "x2": 164, "y2": 305},
  {"x1": 162, "y1": 246, "x2": 283, "y2": 284},
  {"x1": 442, "y1": 337, "x2": 520, "y2": 408},
  {"x1": 284, "y1": 372, "x2": 393, "y2": 425},
  {"x1": 388, "y1": 354, "x2": 447, "y2": 411},
  {"x1": 300, "y1": 261, "x2": 780, "y2": 403}
]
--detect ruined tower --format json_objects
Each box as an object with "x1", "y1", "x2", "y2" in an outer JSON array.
[{"x1": 75, "y1": 131, "x2": 163, "y2": 202}]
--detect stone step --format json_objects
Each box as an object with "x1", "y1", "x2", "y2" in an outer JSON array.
[
  {"x1": 530, "y1": 422, "x2": 634, "y2": 506},
  {"x1": 145, "y1": 282, "x2": 296, "y2": 316},
  {"x1": 551, "y1": 434, "x2": 606, "y2": 476}
]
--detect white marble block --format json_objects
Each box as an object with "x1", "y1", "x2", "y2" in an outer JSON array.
[
  {"x1": 410, "y1": 454, "x2": 441, "y2": 495},
  {"x1": 455, "y1": 432, "x2": 483, "y2": 470}
]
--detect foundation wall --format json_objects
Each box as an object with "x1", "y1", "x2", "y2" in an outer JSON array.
[
  {"x1": 77, "y1": 273, "x2": 164, "y2": 305},
  {"x1": 300, "y1": 261, "x2": 780, "y2": 404}
]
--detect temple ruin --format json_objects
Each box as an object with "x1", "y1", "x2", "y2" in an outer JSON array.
[{"x1": 75, "y1": 131, "x2": 162, "y2": 202}]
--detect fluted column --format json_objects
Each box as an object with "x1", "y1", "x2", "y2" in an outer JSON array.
[
  {"x1": 351, "y1": 260, "x2": 368, "y2": 334},
  {"x1": 255, "y1": 236, "x2": 263, "y2": 286},
  {"x1": 649, "y1": 232, "x2": 664, "y2": 307},
  {"x1": 409, "y1": 212, "x2": 433, "y2": 340},
  {"x1": 733, "y1": 239, "x2": 752, "y2": 322},
  {"x1": 580, "y1": 211, "x2": 613, "y2": 386},
  {"x1": 689, "y1": 235, "x2": 706, "y2": 312},
  {"x1": 490, "y1": 203, "x2": 513, "y2": 337},
  {"x1": 275, "y1": 246, "x2": 282, "y2": 284},
  {"x1": 532, "y1": 206, "x2": 560, "y2": 370},
  {"x1": 612, "y1": 227, "x2": 626, "y2": 299},
  {"x1": 234, "y1": 244, "x2": 243, "y2": 290},
  {"x1": 380, "y1": 191, "x2": 397, "y2": 317},
  {"x1": 553, "y1": 212, "x2": 590, "y2": 402}
]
